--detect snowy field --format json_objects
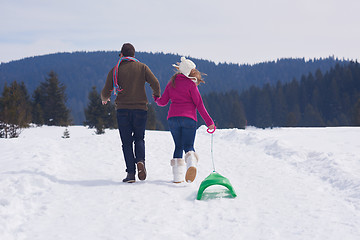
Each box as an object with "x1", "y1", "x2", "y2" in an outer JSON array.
[{"x1": 1, "y1": 125, "x2": 360, "y2": 240}]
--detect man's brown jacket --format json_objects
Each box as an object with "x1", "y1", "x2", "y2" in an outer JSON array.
[{"x1": 101, "y1": 61, "x2": 160, "y2": 110}]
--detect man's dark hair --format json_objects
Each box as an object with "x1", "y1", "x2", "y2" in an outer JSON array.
[{"x1": 121, "y1": 43, "x2": 135, "y2": 57}]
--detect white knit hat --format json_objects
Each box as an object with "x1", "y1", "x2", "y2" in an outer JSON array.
[{"x1": 173, "y1": 57, "x2": 196, "y2": 77}]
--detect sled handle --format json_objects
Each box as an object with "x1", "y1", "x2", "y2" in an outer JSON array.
[{"x1": 207, "y1": 125, "x2": 216, "y2": 134}]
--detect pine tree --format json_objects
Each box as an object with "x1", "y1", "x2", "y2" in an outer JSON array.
[
  {"x1": 103, "y1": 100, "x2": 117, "y2": 129},
  {"x1": 84, "y1": 86, "x2": 103, "y2": 128},
  {"x1": 146, "y1": 103, "x2": 157, "y2": 130},
  {"x1": 286, "y1": 112, "x2": 297, "y2": 127},
  {"x1": 255, "y1": 84, "x2": 273, "y2": 128},
  {"x1": 286, "y1": 105, "x2": 301, "y2": 127},
  {"x1": 0, "y1": 81, "x2": 32, "y2": 138},
  {"x1": 272, "y1": 81, "x2": 288, "y2": 127},
  {"x1": 62, "y1": 127, "x2": 70, "y2": 138},
  {"x1": 84, "y1": 86, "x2": 117, "y2": 134},
  {"x1": 285, "y1": 79, "x2": 300, "y2": 112},
  {"x1": 354, "y1": 98, "x2": 360, "y2": 126},
  {"x1": 95, "y1": 119, "x2": 105, "y2": 135},
  {"x1": 302, "y1": 104, "x2": 325, "y2": 127},
  {"x1": 229, "y1": 100, "x2": 247, "y2": 129},
  {"x1": 32, "y1": 88, "x2": 45, "y2": 125},
  {"x1": 0, "y1": 81, "x2": 32, "y2": 127},
  {"x1": 19, "y1": 82, "x2": 33, "y2": 126},
  {"x1": 32, "y1": 71, "x2": 71, "y2": 126}
]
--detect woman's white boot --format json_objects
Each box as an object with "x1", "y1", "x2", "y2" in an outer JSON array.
[
  {"x1": 185, "y1": 151, "x2": 199, "y2": 183},
  {"x1": 170, "y1": 158, "x2": 186, "y2": 183}
]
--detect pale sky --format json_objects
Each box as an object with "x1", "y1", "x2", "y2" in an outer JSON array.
[{"x1": 1, "y1": 0, "x2": 359, "y2": 65}]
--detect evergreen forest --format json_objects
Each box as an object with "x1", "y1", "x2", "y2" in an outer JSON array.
[
  {"x1": 0, "y1": 51, "x2": 346, "y2": 124},
  {"x1": 1, "y1": 51, "x2": 359, "y2": 137},
  {"x1": 199, "y1": 62, "x2": 360, "y2": 129}
]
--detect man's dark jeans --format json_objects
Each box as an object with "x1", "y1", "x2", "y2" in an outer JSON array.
[
  {"x1": 168, "y1": 117, "x2": 197, "y2": 159},
  {"x1": 117, "y1": 109, "x2": 147, "y2": 174}
]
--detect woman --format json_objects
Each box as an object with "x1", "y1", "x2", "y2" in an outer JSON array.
[{"x1": 154, "y1": 57, "x2": 215, "y2": 183}]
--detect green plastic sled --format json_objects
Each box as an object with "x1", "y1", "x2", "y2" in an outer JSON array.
[{"x1": 197, "y1": 171, "x2": 237, "y2": 200}]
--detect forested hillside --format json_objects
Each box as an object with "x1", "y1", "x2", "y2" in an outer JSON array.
[
  {"x1": 198, "y1": 62, "x2": 360, "y2": 129},
  {"x1": 0, "y1": 51, "x2": 345, "y2": 124}
]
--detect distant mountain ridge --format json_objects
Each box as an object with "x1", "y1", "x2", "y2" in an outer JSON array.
[{"x1": 0, "y1": 51, "x2": 346, "y2": 124}]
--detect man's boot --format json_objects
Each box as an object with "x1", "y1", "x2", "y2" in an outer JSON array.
[
  {"x1": 123, "y1": 173, "x2": 136, "y2": 183},
  {"x1": 136, "y1": 161, "x2": 147, "y2": 181}
]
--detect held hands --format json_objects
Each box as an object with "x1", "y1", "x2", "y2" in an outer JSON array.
[
  {"x1": 208, "y1": 124, "x2": 215, "y2": 130},
  {"x1": 152, "y1": 94, "x2": 159, "y2": 102}
]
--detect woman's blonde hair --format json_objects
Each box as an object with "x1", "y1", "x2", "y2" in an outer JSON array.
[{"x1": 170, "y1": 68, "x2": 206, "y2": 87}]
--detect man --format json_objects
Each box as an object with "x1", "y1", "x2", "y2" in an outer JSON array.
[{"x1": 101, "y1": 43, "x2": 161, "y2": 183}]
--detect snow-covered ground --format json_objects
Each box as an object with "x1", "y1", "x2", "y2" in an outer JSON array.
[{"x1": 1, "y1": 125, "x2": 360, "y2": 240}]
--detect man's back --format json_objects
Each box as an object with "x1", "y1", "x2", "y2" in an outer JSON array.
[{"x1": 101, "y1": 61, "x2": 160, "y2": 110}]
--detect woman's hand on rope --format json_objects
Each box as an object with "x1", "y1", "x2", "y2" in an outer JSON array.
[{"x1": 207, "y1": 124, "x2": 216, "y2": 134}]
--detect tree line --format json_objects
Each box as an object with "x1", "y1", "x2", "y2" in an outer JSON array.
[
  {"x1": 0, "y1": 71, "x2": 158, "y2": 137},
  {"x1": 1, "y1": 62, "x2": 359, "y2": 138},
  {"x1": 199, "y1": 62, "x2": 360, "y2": 128},
  {"x1": 0, "y1": 71, "x2": 71, "y2": 137},
  {"x1": 0, "y1": 51, "x2": 346, "y2": 124}
]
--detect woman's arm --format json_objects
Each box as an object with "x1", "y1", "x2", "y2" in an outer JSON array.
[
  {"x1": 190, "y1": 85, "x2": 214, "y2": 127},
  {"x1": 154, "y1": 84, "x2": 170, "y2": 107}
]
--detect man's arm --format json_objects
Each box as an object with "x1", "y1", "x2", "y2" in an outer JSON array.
[
  {"x1": 101, "y1": 69, "x2": 114, "y2": 104},
  {"x1": 144, "y1": 66, "x2": 160, "y2": 98}
]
